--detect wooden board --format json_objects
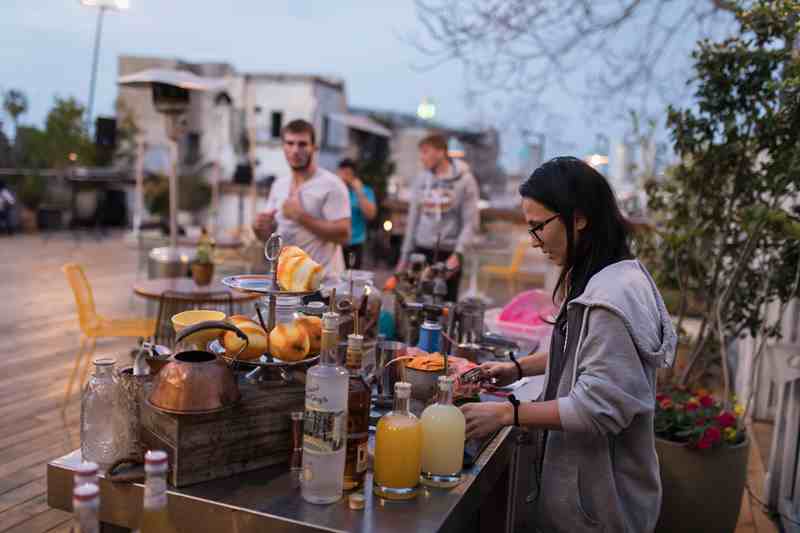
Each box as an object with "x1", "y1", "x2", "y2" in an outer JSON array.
[{"x1": 141, "y1": 378, "x2": 305, "y2": 487}]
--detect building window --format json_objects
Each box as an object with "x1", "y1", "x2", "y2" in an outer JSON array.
[
  {"x1": 322, "y1": 115, "x2": 331, "y2": 148},
  {"x1": 271, "y1": 111, "x2": 283, "y2": 139},
  {"x1": 184, "y1": 132, "x2": 201, "y2": 166}
]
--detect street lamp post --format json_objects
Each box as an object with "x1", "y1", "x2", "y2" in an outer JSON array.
[{"x1": 80, "y1": 0, "x2": 129, "y2": 134}]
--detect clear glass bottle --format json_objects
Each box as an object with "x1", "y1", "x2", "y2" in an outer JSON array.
[
  {"x1": 136, "y1": 450, "x2": 178, "y2": 533},
  {"x1": 74, "y1": 461, "x2": 99, "y2": 489},
  {"x1": 343, "y1": 334, "x2": 370, "y2": 491},
  {"x1": 420, "y1": 376, "x2": 465, "y2": 488},
  {"x1": 301, "y1": 311, "x2": 349, "y2": 504},
  {"x1": 330, "y1": 271, "x2": 382, "y2": 340},
  {"x1": 80, "y1": 358, "x2": 118, "y2": 469},
  {"x1": 72, "y1": 482, "x2": 100, "y2": 533},
  {"x1": 374, "y1": 382, "x2": 422, "y2": 500}
]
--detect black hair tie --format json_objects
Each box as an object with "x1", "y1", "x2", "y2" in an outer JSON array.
[
  {"x1": 509, "y1": 352, "x2": 523, "y2": 382},
  {"x1": 508, "y1": 394, "x2": 521, "y2": 427}
]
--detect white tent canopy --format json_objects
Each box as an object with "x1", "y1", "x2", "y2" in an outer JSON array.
[{"x1": 117, "y1": 68, "x2": 228, "y2": 92}]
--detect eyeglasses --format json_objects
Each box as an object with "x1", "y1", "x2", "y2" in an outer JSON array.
[{"x1": 527, "y1": 215, "x2": 559, "y2": 243}]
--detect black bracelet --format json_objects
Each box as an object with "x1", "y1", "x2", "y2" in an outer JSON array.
[
  {"x1": 508, "y1": 394, "x2": 521, "y2": 427},
  {"x1": 509, "y1": 352, "x2": 523, "y2": 381}
]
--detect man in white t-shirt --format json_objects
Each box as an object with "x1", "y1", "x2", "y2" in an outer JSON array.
[{"x1": 253, "y1": 119, "x2": 351, "y2": 276}]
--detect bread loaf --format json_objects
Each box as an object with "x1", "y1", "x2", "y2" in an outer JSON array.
[
  {"x1": 277, "y1": 246, "x2": 324, "y2": 292},
  {"x1": 294, "y1": 315, "x2": 322, "y2": 354},
  {"x1": 222, "y1": 317, "x2": 267, "y2": 361},
  {"x1": 269, "y1": 322, "x2": 310, "y2": 362}
]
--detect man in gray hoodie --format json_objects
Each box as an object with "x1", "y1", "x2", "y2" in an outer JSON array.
[{"x1": 396, "y1": 133, "x2": 480, "y2": 302}]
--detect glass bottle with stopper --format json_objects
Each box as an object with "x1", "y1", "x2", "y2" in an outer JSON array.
[
  {"x1": 374, "y1": 381, "x2": 422, "y2": 500},
  {"x1": 343, "y1": 301, "x2": 371, "y2": 490},
  {"x1": 420, "y1": 376, "x2": 465, "y2": 488}
]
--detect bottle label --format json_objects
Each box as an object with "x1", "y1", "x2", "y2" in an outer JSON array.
[
  {"x1": 356, "y1": 442, "x2": 368, "y2": 473},
  {"x1": 144, "y1": 478, "x2": 167, "y2": 510},
  {"x1": 303, "y1": 408, "x2": 346, "y2": 454},
  {"x1": 346, "y1": 348, "x2": 363, "y2": 370}
]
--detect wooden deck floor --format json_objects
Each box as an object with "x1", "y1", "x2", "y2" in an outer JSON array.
[{"x1": 0, "y1": 232, "x2": 780, "y2": 532}]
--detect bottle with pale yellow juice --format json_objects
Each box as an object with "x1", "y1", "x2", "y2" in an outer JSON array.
[
  {"x1": 373, "y1": 382, "x2": 422, "y2": 500},
  {"x1": 420, "y1": 376, "x2": 465, "y2": 488}
]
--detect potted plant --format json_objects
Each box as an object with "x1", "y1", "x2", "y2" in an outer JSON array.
[
  {"x1": 642, "y1": 2, "x2": 800, "y2": 531},
  {"x1": 654, "y1": 387, "x2": 748, "y2": 533},
  {"x1": 191, "y1": 229, "x2": 215, "y2": 286}
]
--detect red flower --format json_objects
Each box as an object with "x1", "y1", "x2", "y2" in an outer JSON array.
[
  {"x1": 685, "y1": 402, "x2": 699, "y2": 412},
  {"x1": 697, "y1": 436, "x2": 712, "y2": 450},
  {"x1": 699, "y1": 395, "x2": 714, "y2": 407},
  {"x1": 659, "y1": 398, "x2": 673, "y2": 410},
  {"x1": 716, "y1": 411, "x2": 737, "y2": 428},
  {"x1": 656, "y1": 393, "x2": 668, "y2": 403},
  {"x1": 695, "y1": 417, "x2": 707, "y2": 427},
  {"x1": 704, "y1": 426, "x2": 722, "y2": 444}
]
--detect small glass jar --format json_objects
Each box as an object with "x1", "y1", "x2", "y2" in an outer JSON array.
[
  {"x1": 81, "y1": 358, "x2": 119, "y2": 469},
  {"x1": 256, "y1": 295, "x2": 304, "y2": 326},
  {"x1": 326, "y1": 270, "x2": 382, "y2": 340}
]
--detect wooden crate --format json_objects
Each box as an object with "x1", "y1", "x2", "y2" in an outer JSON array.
[{"x1": 141, "y1": 378, "x2": 305, "y2": 487}]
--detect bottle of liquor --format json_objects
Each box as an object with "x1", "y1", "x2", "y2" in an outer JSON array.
[
  {"x1": 374, "y1": 382, "x2": 422, "y2": 500},
  {"x1": 343, "y1": 333, "x2": 370, "y2": 490},
  {"x1": 71, "y1": 483, "x2": 99, "y2": 533},
  {"x1": 420, "y1": 376, "x2": 465, "y2": 487},
  {"x1": 136, "y1": 450, "x2": 178, "y2": 533},
  {"x1": 301, "y1": 311, "x2": 349, "y2": 504}
]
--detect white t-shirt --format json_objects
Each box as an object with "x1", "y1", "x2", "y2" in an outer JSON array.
[{"x1": 262, "y1": 167, "x2": 350, "y2": 276}]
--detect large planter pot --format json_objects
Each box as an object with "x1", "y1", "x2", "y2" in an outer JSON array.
[{"x1": 655, "y1": 436, "x2": 749, "y2": 533}]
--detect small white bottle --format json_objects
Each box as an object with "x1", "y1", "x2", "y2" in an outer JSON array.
[
  {"x1": 71, "y1": 483, "x2": 100, "y2": 533},
  {"x1": 74, "y1": 461, "x2": 99, "y2": 489}
]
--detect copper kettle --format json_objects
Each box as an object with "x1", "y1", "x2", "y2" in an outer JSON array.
[{"x1": 148, "y1": 320, "x2": 248, "y2": 415}]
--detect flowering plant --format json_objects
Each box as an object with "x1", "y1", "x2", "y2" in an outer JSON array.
[{"x1": 654, "y1": 387, "x2": 745, "y2": 450}]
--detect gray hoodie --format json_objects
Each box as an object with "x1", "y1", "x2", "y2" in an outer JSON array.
[
  {"x1": 528, "y1": 260, "x2": 677, "y2": 533},
  {"x1": 400, "y1": 159, "x2": 479, "y2": 263}
]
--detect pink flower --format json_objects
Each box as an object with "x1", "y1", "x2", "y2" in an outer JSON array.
[
  {"x1": 697, "y1": 436, "x2": 712, "y2": 450},
  {"x1": 699, "y1": 395, "x2": 714, "y2": 408},
  {"x1": 695, "y1": 417, "x2": 707, "y2": 427},
  {"x1": 704, "y1": 426, "x2": 721, "y2": 445},
  {"x1": 685, "y1": 402, "x2": 699, "y2": 412},
  {"x1": 716, "y1": 411, "x2": 737, "y2": 428}
]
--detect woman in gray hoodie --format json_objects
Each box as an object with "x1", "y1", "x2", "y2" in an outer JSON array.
[{"x1": 462, "y1": 157, "x2": 677, "y2": 532}]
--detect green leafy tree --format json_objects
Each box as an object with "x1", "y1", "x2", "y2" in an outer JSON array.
[
  {"x1": 3, "y1": 89, "x2": 28, "y2": 140},
  {"x1": 647, "y1": 0, "x2": 800, "y2": 407}
]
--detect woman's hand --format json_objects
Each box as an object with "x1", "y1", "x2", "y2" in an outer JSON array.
[
  {"x1": 479, "y1": 361, "x2": 518, "y2": 387},
  {"x1": 461, "y1": 402, "x2": 512, "y2": 440}
]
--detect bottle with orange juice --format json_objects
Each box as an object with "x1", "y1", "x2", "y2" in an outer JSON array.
[{"x1": 373, "y1": 382, "x2": 422, "y2": 500}]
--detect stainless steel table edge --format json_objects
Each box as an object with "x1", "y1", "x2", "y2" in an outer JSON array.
[{"x1": 47, "y1": 428, "x2": 515, "y2": 533}]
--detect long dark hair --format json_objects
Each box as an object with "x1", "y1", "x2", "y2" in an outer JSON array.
[{"x1": 519, "y1": 156, "x2": 632, "y2": 306}]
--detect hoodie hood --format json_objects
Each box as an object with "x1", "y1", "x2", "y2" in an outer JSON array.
[{"x1": 570, "y1": 259, "x2": 677, "y2": 368}]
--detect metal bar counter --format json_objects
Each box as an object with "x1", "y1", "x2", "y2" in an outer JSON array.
[{"x1": 48, "y1": 426, "x2": 516, "y2": 533}]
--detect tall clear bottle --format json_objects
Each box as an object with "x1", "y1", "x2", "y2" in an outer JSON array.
[
  {"x1": 71, "y1": 483, "x2": 100, "y2": 533},
  {"x1": 420, "y1": 376, "x2": 465, "y2": 487},
  {"x1": 374, "y1": 382, "x2": 422, "y2": 500},
  {"x1": 81, "y1": 358, "x2": 118, "y2": 469},
  {"x1": 136, "y1": 450, "x2": 178, "y2": 533},
  {"x1": 301, "y1": 311, "x2": 349, "y2": 504},
  {"x1": 343, "y1": 333, "x2": 370, "y2": 490}
]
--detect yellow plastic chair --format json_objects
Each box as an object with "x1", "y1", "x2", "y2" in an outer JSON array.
[
  {"x1": 62, "y1": 263, "x2": 156, "y2": 409},
  {"x1": 481, "y1": 239, "x2": 530, "y2": 295}
]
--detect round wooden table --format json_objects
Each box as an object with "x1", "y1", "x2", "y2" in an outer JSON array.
[{"x1": 133, "y1": 278, "x2": 260, "y2": 303}]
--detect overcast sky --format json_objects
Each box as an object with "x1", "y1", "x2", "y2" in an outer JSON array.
[{"x1": 1, "y1": 0, "x2": 680, "y2": 172}]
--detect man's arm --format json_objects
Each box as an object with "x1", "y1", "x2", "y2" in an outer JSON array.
[
  {"x1": 356, "y1": 186, "x2": 377, "y2": 221},
  {"x1": 454, "y1": 173, "x2": 480, "y2": 255},
  {"x1": 295, "y1": 214, "x2": 351, "y2": 245},
  {"x1": 399, "y1": 178, "x2": 421, "y2": 265}
]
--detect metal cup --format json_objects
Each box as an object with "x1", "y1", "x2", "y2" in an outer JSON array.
[{"x1": 376, "y1": 341, "x2": 406, "y2": 404}]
